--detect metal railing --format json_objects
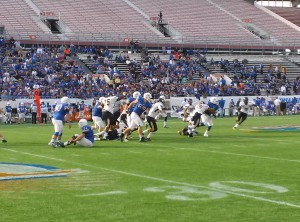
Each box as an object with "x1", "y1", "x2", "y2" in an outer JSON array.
[{"x1": 3, "y1": 29, "x2": 300, "y2": 51}]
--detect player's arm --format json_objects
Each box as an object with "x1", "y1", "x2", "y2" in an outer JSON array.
[
  {"x1": 127, "y1": 99, "x2": 138, "y2": 110},
  {"x1": 72, "y1": 133, "x2": 85, "y2": 142},
  {"x1": 65, "y1": 113, "x2": 72, "y2": 128}
]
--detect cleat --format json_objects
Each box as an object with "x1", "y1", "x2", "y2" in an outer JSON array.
[
  {"x1": 2, "y1": 139, "x2": 7, "y2": 143},
  {"x1": 57, "y1": 141, "x2": 65, "y2": 148},
  {"x1": 120, "y1": 133, "x2": 125, "y2": 142},
  {"x1": 123, "y1": 138, "x2": 129, "y2": 142},
  {"x1": 203, "y1": 132, "x2": 209, "y2": 137},
  {"x1": 64, "y1": 141, "x2": 70, "y2": 146},
  {"x1": 189, "y1": 133, "x2": 193, "y2": 137},
  {"x1": 163, "y1": 126, "x2": 168, "y2": 128},
  {"x1": 139, "y1": 137, "x2": 145, "y2": 142},
  {"x1": 233, "y1": 127, "x2": 237, "y2": 130},
  {"x1": 144, "y1": 138, "x2": 151, "y2": 142},
  {"x1": 178, "y1": 130, "x2": 182, "y2": 136},
  {"x1": 50, "y1": 142, "x2": 57, "y2": 148}
]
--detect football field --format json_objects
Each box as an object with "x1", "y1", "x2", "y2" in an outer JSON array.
[{"x1": 1, "y1": 115, "x2": 300, "y2": 222}]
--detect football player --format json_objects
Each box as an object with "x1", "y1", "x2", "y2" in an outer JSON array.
[
  {"x1": 5, "y1": 102, "x2": 12, "y2": 124},
  {"x1": 92, "y1": 97, "x2": 105, "y2": 136},
  {"x1": 199, "y1": 97, "x2": 219, "y2": 137},
  {"x1": 143, "y1": 95, "x2": 167, "y2": 141},
  {"x1": 48, "y1": 96, "x2": 72, "y2": 148},
  {"x1": 102, "y1": 94, "x2": 120, "y2": 139},
  {"x1": 64, "y1": 119, "x2": 94, "y2": 147},
  {"x1": 120, "y1": 92, "x2": 152, "y2": 142},
  {"x1": 17, "y1": 102, "x2": 26, "y2": 124},
  {"x1": 185, "y1": 101, "x2": 204, "y2": 137},
  {"x1": 233, "y1": 97, "x2": 251, "y2": 129},
  {"x1": 0, "y1": 109, "x2": 7, "y2": 143}
]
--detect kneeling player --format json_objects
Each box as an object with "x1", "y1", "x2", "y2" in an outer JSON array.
[{"x1": 64, "y1": 119, "x2": 94, "y2": 147}]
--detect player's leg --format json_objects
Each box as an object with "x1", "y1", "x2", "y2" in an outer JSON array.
[{"x1": 0, "y1": 132, "x2": 7, "y2": 143}]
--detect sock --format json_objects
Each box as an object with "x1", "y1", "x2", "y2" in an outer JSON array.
[
  {"x1": 147, "y1": 132, "x2": 153, "y2": 138},
  {"x1": 51, "y1": 138, "x2": 55, "y2": 143},
  {"x1": 143, "y1": 129, "x2": 148, "y2": 134}
]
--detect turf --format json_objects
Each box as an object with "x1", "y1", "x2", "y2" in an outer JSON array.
[{"x1": 1, "y1": 115, "x2": 300, "y2": 222}]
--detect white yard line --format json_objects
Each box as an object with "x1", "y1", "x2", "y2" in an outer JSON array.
[
  {"x1": 76, "y1": 191, "x2": 127, "y2": 197},
  {"x1": 2, "y1": 148, "x2": 300, "y2": 208},
  {"x1": 129, "y1": 151, "x2": 142, "y2": 154}
]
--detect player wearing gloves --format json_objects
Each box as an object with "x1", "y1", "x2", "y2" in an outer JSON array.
[{"x1": 64, "y1": 119, "x2": 94, "y2": 147}]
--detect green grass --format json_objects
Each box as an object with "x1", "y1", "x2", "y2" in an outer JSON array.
[{"x1": 1, "y1": 115, "x2": 300, "y2": 222}]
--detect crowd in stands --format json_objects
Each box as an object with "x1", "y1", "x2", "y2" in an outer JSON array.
[{"x1": 0, "y1": 38, "x2": 300, "y2": 101}]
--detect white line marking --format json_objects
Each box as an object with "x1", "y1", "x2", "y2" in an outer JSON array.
[
  {"x1": 76, "y1": 191, "x2": 127, "y2": 197},
  {"x1": 176, "y1": 147, "x2": 300, "y2": 163},
  {"x1": 2, "y1": 148, "x2": 300, "y2": 208},
  {"x1": 129, "y1": 151, "x2": 142, "y2": 154},
  {"x1": 99, "y1": 153, "x2": 111, "y2": 155},
  {"x1": 157, "y1": 149, "x2": 168, "y2": 152}
]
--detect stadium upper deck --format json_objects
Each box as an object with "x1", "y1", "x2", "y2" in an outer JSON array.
[{"x1": 0, "y1": 0, "x2": 300, "y2": 49}]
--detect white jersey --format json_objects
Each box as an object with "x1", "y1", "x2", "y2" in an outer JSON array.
[
  {"x1": 148, "y1": 102, "x2": 164, "y2": 118},
  {"x1": 239, "y1": 101, "x2": 250, "y2": 113},
  {"x1": 198, "y1": 104, "x2": 209, "y2": 114},
  {"x1": 103, "y1": 96, "x2": 118, "y2": 113}
]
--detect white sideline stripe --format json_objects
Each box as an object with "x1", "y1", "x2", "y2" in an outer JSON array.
[
  {"x1": 176, "y1": 147, "x2": 300, "y2": 163},
  {"x1": 76, "y1": 191, "x2": 127, "y2": 197},
  {"x1": 150, "y1": 144, "x2": 300, "y2": 164},
  {"x1": 2, "y1": 148, "x2": 300, "y2": 208}
]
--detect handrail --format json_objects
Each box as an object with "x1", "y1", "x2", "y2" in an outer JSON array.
[{"x1": 3, "y1": 29, "x2": 300, "y2": 50}]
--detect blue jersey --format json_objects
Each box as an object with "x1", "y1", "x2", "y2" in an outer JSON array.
[
  {"x1": 132, "y1": 96, "x2": 152, "y2": 116},
  {"x1": 18, "y1": 105, "x2": 26, "y2": 113},
  {"x1": 208, "y1": 102, "x2": 219, "y2": 111},
  {"x1": 79, "y1": 104, "x2": 85, "y2": 111},
  {"x1": 92, "y1": 102, "x2": 102, "y2": 117},
  {"x1": 81, "y1": 125, "x2": 94, "y2": 143},
  {"x1": 5, "y1": 106, "x2": 12, "y2": 113},
  {"x1": 53, "y1": 103, "x2": 69, "y2": 121}
]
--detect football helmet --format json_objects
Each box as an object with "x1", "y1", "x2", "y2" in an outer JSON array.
[
  {"x1": 159, "y1": 95, "x2": 166, "y2": 103},
  {"x1": 243, "y1": 97, "x2": 249, "y2": 105},
  {"x1": 7, "y1": 102, "x2": 10, "y2": 105},
  {"x1": 143, "y1": 93, "x2": 152, "y2": 101},
  {"x1": 61, "y1": 96, "x2": 69, "y2": 104},
  {"x1": 20, "y1": 102, "x2": 24, "y2": 105},
  {"x1": 133, "y1": 91, "x2": 141, "y2": 99},
  {"x1": 78, "y1": 119, "x2": 88, "y2": 128},
  {"x1": 99, "y1": 97, "x2": 105, "y2": 103},
  {"x1": 210, "y1": 97, "x2": 218, "y2": 105}
]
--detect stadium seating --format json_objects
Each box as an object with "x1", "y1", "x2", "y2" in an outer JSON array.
[{"x1": 267, "y1": 7, "x2": 300, "y2": 28}]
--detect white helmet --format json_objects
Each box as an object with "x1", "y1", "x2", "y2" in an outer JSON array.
[
  {"x1": 61, "y1": 96, "x2": 69, "y2": 104},
  {"x1": 7, "y1": 102, "x2": 10, "y2": 105},
  {"x1": 143, "y1": 92, "x2": 152, "y2": 101},
  {"x1": 159, "y1": 95, "x2": 166, "y2": 103},
  {"x1": 133, "y1": 91, "x2": 141, "y2": 99},
  {"x1": 99, "y1": 97, "x2": 105, "y2": 103},
  {"x1": 210, "y1": 97, "x2": 218, "y2": 105},
  {"x1": 78, "y1": 119, "x2": 88, "y2": 128},
  {"x1": 20, "y1": 102, "x2": 24, "y2": 105},
  {"x1": 54, "y1": 101, "x2": 58, "y2": 104}
]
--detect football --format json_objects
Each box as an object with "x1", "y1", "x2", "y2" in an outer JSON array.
[{"x1": 205, "y1": 108, "x2": 217, "y2": 115}]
